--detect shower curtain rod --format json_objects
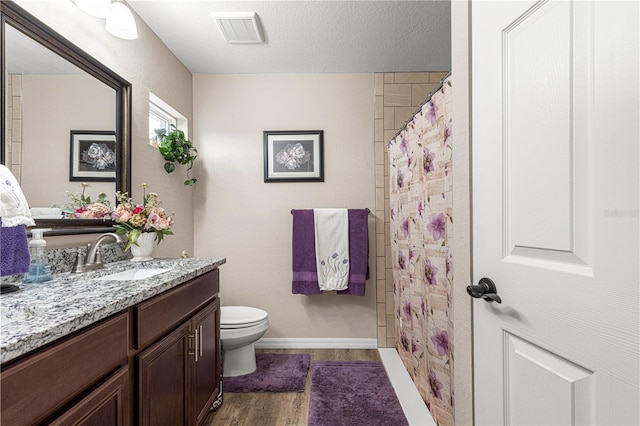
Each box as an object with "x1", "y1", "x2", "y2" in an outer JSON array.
[
  {"x1": 290, "y1": 208, "x2": 371, "y2": 214},
  {"x1": 387, "y1": 71, "x2": 452, "y2": 145}
]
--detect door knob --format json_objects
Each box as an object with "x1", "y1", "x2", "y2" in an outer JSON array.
[{"x1": 467, "y1": 277, "x2": 502, "y2": 303}]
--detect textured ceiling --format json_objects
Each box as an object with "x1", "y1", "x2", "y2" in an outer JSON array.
[{"x1": 128, "y1": 0, "x2": 451, "y2": 74}]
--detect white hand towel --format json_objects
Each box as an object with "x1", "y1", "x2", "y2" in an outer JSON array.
[
  {"x1": 30, "y1": 207, "x2": 63, "y2": 219},
  {"x1": 0, "y1": 165, "x2": 35, "y2": 228},
  {"x1": 314, "y1": 208, "x2": 350, "y2": 291}
]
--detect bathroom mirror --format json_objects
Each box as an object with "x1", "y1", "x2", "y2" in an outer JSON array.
[{"x1": 1, "y1": 1, "x2": 131, "y2": 235}]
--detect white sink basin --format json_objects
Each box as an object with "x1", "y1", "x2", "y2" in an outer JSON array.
[{"x1": 96, "y1": 268, "x2": 171, "y2": 281}]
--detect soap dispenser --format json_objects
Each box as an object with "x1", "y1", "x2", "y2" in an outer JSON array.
[{"x1": 23, "y1": 228, "x2": 53, "y2": 283}]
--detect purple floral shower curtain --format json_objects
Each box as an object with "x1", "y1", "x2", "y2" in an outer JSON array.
[{"x1": 388, "y1": 81, "x2": 453, "y2": 426}]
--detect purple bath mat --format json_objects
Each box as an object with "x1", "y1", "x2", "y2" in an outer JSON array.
[
  {"x1": 223, "y1": 353, "x2": 310, "y2": 393},
  {"x1": 308, "y1": 361, "x2": 408, "y2": 426}
]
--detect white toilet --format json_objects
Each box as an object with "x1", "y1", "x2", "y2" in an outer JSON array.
[{"x1": 220, "y1": 306, "x2": 269, "y2": 377}]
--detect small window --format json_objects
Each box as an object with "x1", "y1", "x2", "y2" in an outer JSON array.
[{"x1": 149, "y1": 102, "x2": 177, "y2": 146}]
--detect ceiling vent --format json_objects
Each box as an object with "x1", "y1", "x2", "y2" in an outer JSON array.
[{"x1": 211, "y1": 12, "x2": 264, "y2": 44}]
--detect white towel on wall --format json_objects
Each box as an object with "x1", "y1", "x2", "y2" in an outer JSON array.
[
  {"x1": 0, "y1": 165, "x2": 35, "y2": 228},
  {"x1": 314, "y1": 208, "x2": 350, "y2": 291}
]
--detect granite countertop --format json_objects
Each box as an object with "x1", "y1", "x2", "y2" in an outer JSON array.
[{"x1": 0, "y1": 256, "x2": 226, "y2": 364}]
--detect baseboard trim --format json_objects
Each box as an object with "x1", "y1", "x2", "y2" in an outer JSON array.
[{"x1": 255, "y1": 337, "x2": 378, "y2": 349}]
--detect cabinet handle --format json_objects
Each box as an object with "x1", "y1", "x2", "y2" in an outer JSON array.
[
  {"x1": 194, "y1": 327, "x2": 199, "y2": 362},
  {"x1": 198, "y1": 325, "x2": 204, "y2": 357},
  {"x1": 188, "y1": 329, "x2": 199, "y2": 362}
]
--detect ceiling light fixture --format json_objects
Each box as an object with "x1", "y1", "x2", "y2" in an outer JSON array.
[
  {"x1": 106, "y1": 2, "x2": 138, "y2": 40},
  {"x1": 75, "y1": 0, "x2": 112, "y2": 19},
  {"x1": 211, "y1": 12, "x2": 264, "y2": 44},
  {"x1": 74, "y1": 0, "x2": 138, "y2": 40}
]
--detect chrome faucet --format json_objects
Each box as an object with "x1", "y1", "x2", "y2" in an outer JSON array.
[{"x1": 72, "y1": 233, "x2": 121, "y2": 273}]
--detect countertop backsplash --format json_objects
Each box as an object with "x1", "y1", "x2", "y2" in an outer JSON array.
[{"x1": 2, "y1": 242, "x2": 132, "y2": 283}]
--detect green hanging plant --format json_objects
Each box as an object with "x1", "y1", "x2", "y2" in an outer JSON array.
[{"x1": 154, "y1": 125, "x2": 198, "y2": 186}]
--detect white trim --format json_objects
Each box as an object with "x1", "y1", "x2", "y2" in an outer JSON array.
[
  {"x1": 254, "y1": 337, "x2": 377, "y2": 349},
  {"x1": 148, "y1": 92, "x2": 188, "y2": 137},
  {"x1": 379, "y1": 348, "x2": 436, "y2": 426}
]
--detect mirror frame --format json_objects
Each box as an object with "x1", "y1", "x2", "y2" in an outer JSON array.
[{"x1": 1, "y1": 1, "x2": 131, "y2": 235}]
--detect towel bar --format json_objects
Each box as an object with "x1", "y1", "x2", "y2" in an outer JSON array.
[{"x1": 290, "y1": 208, "x2": 370, "y2": 214}]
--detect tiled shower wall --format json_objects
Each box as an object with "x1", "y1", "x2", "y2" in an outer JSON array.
[
  {"x1": 5, "y1": 73, "x2": 23, "y2": 181},
  {"x1": 374, "y1": 71, "x2": 449, "y2": 347}
]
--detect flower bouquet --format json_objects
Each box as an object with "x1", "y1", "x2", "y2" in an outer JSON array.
[
  {"x1": 61, "y1": 183, "x2": 112, "y2": 219},
  {"x1": 111, "y1": 183, "x2": 174, "y2": 251}
]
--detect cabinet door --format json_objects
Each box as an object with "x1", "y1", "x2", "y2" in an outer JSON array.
[
  {"x1": 49, "y1": 366, "x2": 129, "y2": 426},
  {"x1": 138, "y1": 323, "x2": 190, "y2": 426},
  {"x1": 191, "y1": 298, "x2": 221, "y2": 425}
]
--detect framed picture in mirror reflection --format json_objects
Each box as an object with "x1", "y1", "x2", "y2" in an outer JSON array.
[{"x1": 69, "y1": 130, "x2": 117, "y2": 182}]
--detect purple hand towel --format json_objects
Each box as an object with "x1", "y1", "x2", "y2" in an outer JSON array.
[
  {"x1": 0, "y1": 222, "x2": 31, "y2": 277},
  {"x1": 292, "y1": 210, "x2": 322, "y2": 294},
  {"x1": 337, "y1": 209, "x2": 369, "y2": 296}
]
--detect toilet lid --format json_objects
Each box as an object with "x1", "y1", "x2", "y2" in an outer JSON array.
[{"x1": 220, "y1": 306, "x2": 268, "y2": 327}]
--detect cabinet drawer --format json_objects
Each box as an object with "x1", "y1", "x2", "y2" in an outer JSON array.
[
  {"x1": 49, "y1": 365, "x2": 129, "y2": 426},
  {"x1": 1, "y1": 312, "x2": 128, "y2": 426},
  {"x1": 135, "y1": 269, "x2": 219, "y2": 350}
]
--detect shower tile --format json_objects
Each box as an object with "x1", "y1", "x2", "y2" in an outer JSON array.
[
  {"x1": 375, "y1": 142, "x2": 384, "y2": 165},
  {"x1": 384, "y1": 84, "x2": 411, "y2": 106},
  {"x1": 375, "y1": 165, "x2": 385, "y2": 188},
  {"x1": 429, "y1": 71, "x2": 449, "y2": 82},
  {"x1": 375, "y1": 95, "x2": 384, "y2": 118},
  {"x1": 377, "y1": 280, "x2": 386, "y2": 302},
  {"x1": 374, "y1": 73, "x2": 384, "y2": 95},
  {"x1": 394, "y1": 72, "x2": 431, "y2": 84},
  {"x1": 377, "y1": 326, "x2": 387, "y2": 345},
  {"x1": 375, "y1": 118, "x2": 384, "y2": 142},
  {"x1": 384, "y1": 130, "x2": 398, "y2": 142},
  {"x1": 383, "y1": 107, "x2": 395, "y2": 129},
  {"x1": 412, "y1": 83, "x2": 438, "y2": 106},
  {"x1": 377, "y1": 304, "x2": 386, "y2": 326},
  {"x1": 394, "y1": 106, "x2": 416, "y2": 129}
]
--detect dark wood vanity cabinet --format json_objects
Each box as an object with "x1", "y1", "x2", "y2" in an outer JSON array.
[
  {"x1": 190, "y1": 301, "x2": 221, "y2": 425},
  {"x1": 0, "y1": 312, "x2": 129, "y2": 426},
  {"x1": 0, "y1": 268, "x2": 221, "y2": 426},
  {"x1": 134, "y1": 269, "x2": 221, "y2": 426}
]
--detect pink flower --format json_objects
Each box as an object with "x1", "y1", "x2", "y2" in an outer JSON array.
[
  {"x1": 424, "y1": 258, "x2": 438, "y2": 286},
  {"x1": 425, "y1": 101, "x2": 438, "y2": 126},
  {"x1": 403, "y1": 301, "x2": 411, "y2": 320},
  {"x1": 423, "y1": 147, "x2": 435, "y2": 175},
  {"x1": 147, "y1": 211, "x2": 172, "y2": 230},
  {"x1": 427, "y1": 213, "x2": 446, "y2": 241},
  {"x1": 446, "y1": 250, "x2": 453, "y2": 280},
  {"x1": 396, "y1": 169, "x2": 405, "y2": 189},
  {"x1": 112, "y1": 205, "x2": 132, "y2": 223},
  {"x1": 431, "y1": 328, "x2": 449, "y2": 356},
  {"x1": 401, "y1": 218, "x2": 410, "y2": 237},
  {"x1": 398, "y1": 251, "x2": 407, "y2": 270},
  {"x1": 429, "y1": 369, "x2": 443, "y2": 400},
  {"x1": 444, "y1": 119, "x2": 452, "y2": 145}
]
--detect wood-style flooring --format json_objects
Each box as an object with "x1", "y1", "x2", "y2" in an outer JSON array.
[{"x1": 203, "y1": 348, "x2": 381, "y2": 426}]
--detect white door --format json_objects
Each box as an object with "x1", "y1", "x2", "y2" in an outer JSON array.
[{"x1": 472, "y1": 1, "x2": 639, "y2": 425}]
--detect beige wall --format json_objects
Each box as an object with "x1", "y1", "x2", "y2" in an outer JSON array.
[
  {"x1": 14, "y1": 0, "x2": 194, "y2": 255},
  {"x1": 192, "y1": 74, "x2": 377, "y2": 340},
  {"x1": 21, "y1": 74, "x2": 114, "y2": 208}
]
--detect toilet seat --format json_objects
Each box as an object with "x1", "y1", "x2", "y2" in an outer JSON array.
[{"x1": 221, "y1": 306, "x2": 268, "y2": 329}]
